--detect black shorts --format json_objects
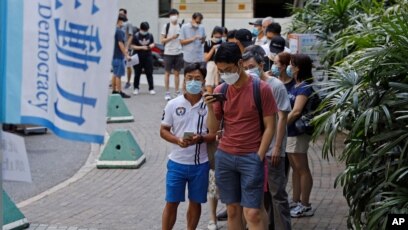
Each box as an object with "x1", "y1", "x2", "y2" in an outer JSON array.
[{"x1": 164, "y1": 54, "x2": 183, "y2": 72}]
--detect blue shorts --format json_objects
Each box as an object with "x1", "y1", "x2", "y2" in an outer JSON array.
[
  {"x1": 166, "y1": 160, "x2": 210, "y2": 203},
  {"x1": 215, "y1": 149, "x2": 264, "y2": 209},
  {"x1": 112, "y1": 58, "x2": 125, "y2": 77}
]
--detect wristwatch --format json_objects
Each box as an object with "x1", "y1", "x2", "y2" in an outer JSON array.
[{"x1": 197, "y1": 135, "x2": 204, "y2": 144}]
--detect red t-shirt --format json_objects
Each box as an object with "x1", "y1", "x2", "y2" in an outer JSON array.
[{"x1": 213, "y1": 77, "x2": 278, "y2": 154}]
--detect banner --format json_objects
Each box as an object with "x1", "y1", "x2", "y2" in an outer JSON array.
[
  {"x1": 1, "y1": 131, "x2": 32, "y2": 183},
  {"x1": 0, "y1": 0, "x2": 118, "y2": 144}
]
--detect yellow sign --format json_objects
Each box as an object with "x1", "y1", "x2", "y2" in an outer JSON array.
[
  {"x1": 179, "y1": 4, "x2": 187, "y2": 10},
  {"x1": 238, "y1": 4, "x2": 246, "y2": 10}
]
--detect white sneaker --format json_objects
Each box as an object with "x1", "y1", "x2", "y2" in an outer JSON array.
[
  {"x1": 133, "y1": 89, "x2": 139, "y2": 95},
  {"x1": 290, "y1": 203, "x2": 314, "y2": 218},
  {"x1": 207, "y1": 220, "x2": 218, "y2": 230},
  {"x1": 164, "y1": 92, "x2": 171, "y2": 101},
  {"x1": 149, "y1": 90, "x2": 156, "y2": 95},
  {"x1": 289, "y1": 200, "x2": 300, "y2": 209}
]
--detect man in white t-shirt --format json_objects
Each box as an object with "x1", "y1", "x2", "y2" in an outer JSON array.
[
  {"x1": 161, "y1": 9, "x2": 184, "y2": 101},
  {"x1": 160, "y1": 63, "x2": 216, "y2": 230}
]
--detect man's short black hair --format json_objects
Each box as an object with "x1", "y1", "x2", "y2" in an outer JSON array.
[
  {"x1": 140, "y1": 22, "x2": 150, "y2": 31},
  {"x1": 184, "y1": 63, "x2": 207, "y2": 79},
  {"x1": 214, "y1": 42, "x2": 242, "y2": 65},
  {"x1": 192, "y1": 12, "x2": 204, "y2": 20},
  {"x1": 169, "y1": 8, "x2": 179, "y2": 15},
  {"x1": 265, "y1": 22, "x2": 281, "y2": 35},
  {"x1": 119, "y1": 8, "x2": 127, "y2": 14},
  {"x1": 227, "y1": 30, "x2": 237, "y2": 39}
]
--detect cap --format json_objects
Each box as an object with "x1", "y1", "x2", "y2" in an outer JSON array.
[
  {"x1": 269, "y1": 36, "x2": 286, "y2": 54},
  {"x1": 235, "y1": 29, "x2": 253, "y2": 48},
  {"x1": 249, "y1": 19, "x2": 262, "y2": 26}
]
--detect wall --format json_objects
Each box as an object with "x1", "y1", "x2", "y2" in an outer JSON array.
[{"x1": 172, "y1": 0, "x2": 253, "y2": 18}]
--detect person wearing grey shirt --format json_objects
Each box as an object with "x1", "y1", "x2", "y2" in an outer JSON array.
[
  {"x1": 119, "y1": 8, "x2": 134, "y2": 89},
  {"x1": 179, "y1": 12, "x2": 206, "y2": 68},
  {"x1": 243, "y1": 46, "x2": 292, "y2": 230}
]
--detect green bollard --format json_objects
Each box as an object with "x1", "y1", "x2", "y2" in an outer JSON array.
[
  {"x1": 106, "y1": 94, "x2": 134, "y2": 123},
  {"x1": 3, "y1": 190, "x2": 29, "y2": 230}
]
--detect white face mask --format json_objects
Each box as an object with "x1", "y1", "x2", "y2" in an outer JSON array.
[
  {"x1": 220, "y1": 72, "x2": 240, "y2": 85},
  {"x1": 170, "y1": 15, "x2": 178, "y2": 23},
  {"x1": 245, "y1": 67, "x2": 261, "y2": 79}
]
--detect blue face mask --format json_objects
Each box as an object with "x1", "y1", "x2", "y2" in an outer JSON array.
[
  {"x1": 251, "y1": 28, "x2": 259, "y2": 37},
  {"x1": 271, "y1": 64, "x2": 280, "y2": 77},
  {"x1": 246, "y1": 67, "x2": 261, "y2": 79},
  {"x1": 186, "y1": 80, "x2": 202, "y2": 94},
  {"x1": 286, "y1": 65, "x2": 293, "y2": 78},
  {"x1": 140, "y1": 31, "x2": 148, "y2": 35}
]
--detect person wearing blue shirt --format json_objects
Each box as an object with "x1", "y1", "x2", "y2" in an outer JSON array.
[{"x1": 286, "y1": 54, "x2": 315, "y2": 218}]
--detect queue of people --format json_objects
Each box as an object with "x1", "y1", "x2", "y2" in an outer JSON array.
[{"x1": 111, "y1": 9, "x2": 320, "y2": 230}]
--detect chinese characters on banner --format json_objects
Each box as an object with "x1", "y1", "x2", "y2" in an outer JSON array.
[{"x1": 1, "y1": 0, "x2": 118, "y2": 144}]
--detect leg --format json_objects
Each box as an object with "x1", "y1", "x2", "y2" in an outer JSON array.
[
  {"x1": 145, "y1": 55, "x2": 154, "y2": 91},
  {"x1": 243, "y1": 207, "x2": 264, "y2": 230},
  {"x1": 164, "y1": 71, "x2": 171, "y2": 92},
  {"x1": 267, "y1": 157, "x2": 291, "y2": 230},
  {"x1": 186, "y1": 201, "x2": 201, "y2": 230},
  {"x1": 291, "y1": 153, "x2": 313, "y2": 205},
  {"x1": 207, "y1": 169, "x2": 218, "y2": 225},
  {"x1": 115, "y1": 77, "x2": 122, "y2": 92},
  {"x1": 162, "y1": 202, "x2": 179, "y2": 230},
  {"x1": 238, "y1": 153, "x2": 264, "y2": 229},
  {"x1": 288, "y1": 153, "x2": 301, "y2": 202},
  {"x1": 126, "y1": 66, "x2": 132, "y2": 83},
  {"x1": 227, "y1": 203, "x2": 245, "y2": 230},
  {"x1": 133, "y1": 63, "x2": 142, "y2": 90},
  {"x1": 174, "y1": 70, "x2": 180, "y2": 93},
  {"x1": 111, "y1": 76, "x2": 117, "y2": 92}
]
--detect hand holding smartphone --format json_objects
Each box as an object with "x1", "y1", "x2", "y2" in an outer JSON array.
[
  {"x1": 183, "y1": 132, "x2": 194, "y2": 140},
  {"x1": 206, "y1": 93, "x2": 226, "y2": 102}
]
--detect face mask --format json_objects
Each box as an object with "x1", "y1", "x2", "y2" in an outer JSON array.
[
  {"x1": 220, "y1": 72, "x2": 240, "y2": 85},
  {"x1": 251, "y1": 28, "x2": 259, "y2": 37},
  {"x1": 271, "y1": 64, "x2": 280, "y2": 77},
  {"x1": 286, "y1": 65, "x2": 293, "y2": 78},
  {"x1": 221, "y1": 37, "x2": 226, "y2": 42},
  {"x1": 140, "y1": 31, "x2": 148, "y2": 35},
  {"x1": 246, "y1": 67, "x2": 261, "y2": 79},
  {"x1": 212, "y1": 37, "x2": 221, "y2": 43},
  {"x1": 170, "y1": 15, "x2": 178, "y2": 23},
  {"x1": 186, "y1": 80, "x2": 203, "y2": 94}
]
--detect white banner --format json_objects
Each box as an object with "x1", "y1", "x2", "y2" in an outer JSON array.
[
  {"x1": 1, "y1": 131, "x2": 32, "y2": 183},
  {"x1": 14, "y1": 0, "x2": 118, "y2": 143}
]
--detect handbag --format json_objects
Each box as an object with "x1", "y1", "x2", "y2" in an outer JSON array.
[{"x1": 294, "y1": 115, "x2": 314, "y2": 135}]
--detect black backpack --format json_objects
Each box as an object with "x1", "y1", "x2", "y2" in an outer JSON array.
[{"x1": 163, "y1": 22, "x2": 183, "y2": 46}]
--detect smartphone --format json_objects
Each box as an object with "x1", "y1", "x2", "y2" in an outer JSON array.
[
  {"x1": 183, "y1": 132, "x2": 194, "y2": 139},
  {"x1": 211, "y1": 93, "x2": 227, "y2": 102}
]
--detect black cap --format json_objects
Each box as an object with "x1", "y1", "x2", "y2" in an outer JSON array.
[
  {"x1": 249, "y1": 19, "x2": 262, "y2": 26},
  {"x1": 235, "y1": 29, "x2": 253, "y2": 48},
  {"x1": 269, "y1": 36, "x2": 286, "y2": 54},
  {"x1": 140, "y1": 22, "x2": 150, "y2": 31}
]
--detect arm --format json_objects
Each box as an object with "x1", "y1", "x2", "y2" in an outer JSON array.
[
  {"x1": 161, "y1": 34, "x2": 178, "y2": 44},
  {"x1": 204, "y1": 93, "x2": 221, "y2": 135},
  {"x1": 287, "y1": 95, "x2": 308, "y2": 125},
  {"x1": 258, "y1": 115, "x2": 276, "y2": 160},
  {"x1": 180, "y1": 36, "x2": 198, "y2": 45},
  {"x1": 204, "y1": 46, "x2": 217, "y2": 62},
  {"x1": 118, "y1": 41, "x2": 130, "y2": 60},
  {"x1": 125, "y1": 35, "x2": 133, "y2": 50},
  {"x1": 131, "y1": 44, "x2": 148, "y2": 51},
  {"x1": 271, "y1": 110, "x2": 288, "y2": 166}
]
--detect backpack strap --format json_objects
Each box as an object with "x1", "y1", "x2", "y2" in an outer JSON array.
[
  {"x1": 252, "y1": 77, "x2": 264, "y2": 132},
  {"x1": 165, "y1": 22, "x2": 170, "y2": 38}
]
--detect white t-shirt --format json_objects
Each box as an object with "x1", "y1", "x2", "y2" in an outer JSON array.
[
  {"x1": 161, "y1": 95, "x2": 209, "y2": 165},
  {"x1": 161, "y1": 22, "x2": 182, "y2": 55},
  {"x1": 265, "y1": 77, "x2": 292, "y2": 157}
]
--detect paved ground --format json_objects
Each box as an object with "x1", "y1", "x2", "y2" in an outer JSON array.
[
  {"x1": 12, "y1": 75, "x2": 349, "y2": 230},
  {"x1": 3, "y1": 132, "x2": 90, "y2": 203}
]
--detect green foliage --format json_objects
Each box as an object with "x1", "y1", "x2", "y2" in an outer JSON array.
[{"x1": 291, "y1": 0, "x2": 408, "y2": 228}]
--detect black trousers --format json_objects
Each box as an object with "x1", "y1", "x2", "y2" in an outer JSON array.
[{"x1": 133, "y1": 54, "x2": 154, "y2": 90}]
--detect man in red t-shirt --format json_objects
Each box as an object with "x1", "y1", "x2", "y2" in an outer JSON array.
[{"x1": 204, "y1": 42, "x2": 278, "y2": 230}]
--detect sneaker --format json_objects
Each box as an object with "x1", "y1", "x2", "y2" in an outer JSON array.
[
  {"x1": 119, "y1": 91, "x2": 131, "y2": 99},
  {"x1": 133, "y1": 89, "x2": 139, "y2": 95},
  {"x1": 289, "y1": 200, "x2": 300, "y2": 209},
  {"x1": 124, "y1": 82, "x2": 131, "y2": 89},
  {"x1": 207, "y1": 220, "x2": 218, "y2": 230},
  {"x1": 149, "y1": 90, "x2": 156, "y2": 95},
  {"x1": 112, "y1": 91, "x2": 119, "y2": 94},
  {"x1": 290, "y1": 203, "x2": 314, "y2": 218},
  {"x1": 164, "y1": 92, "x2": 171, "y2": 101}
]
